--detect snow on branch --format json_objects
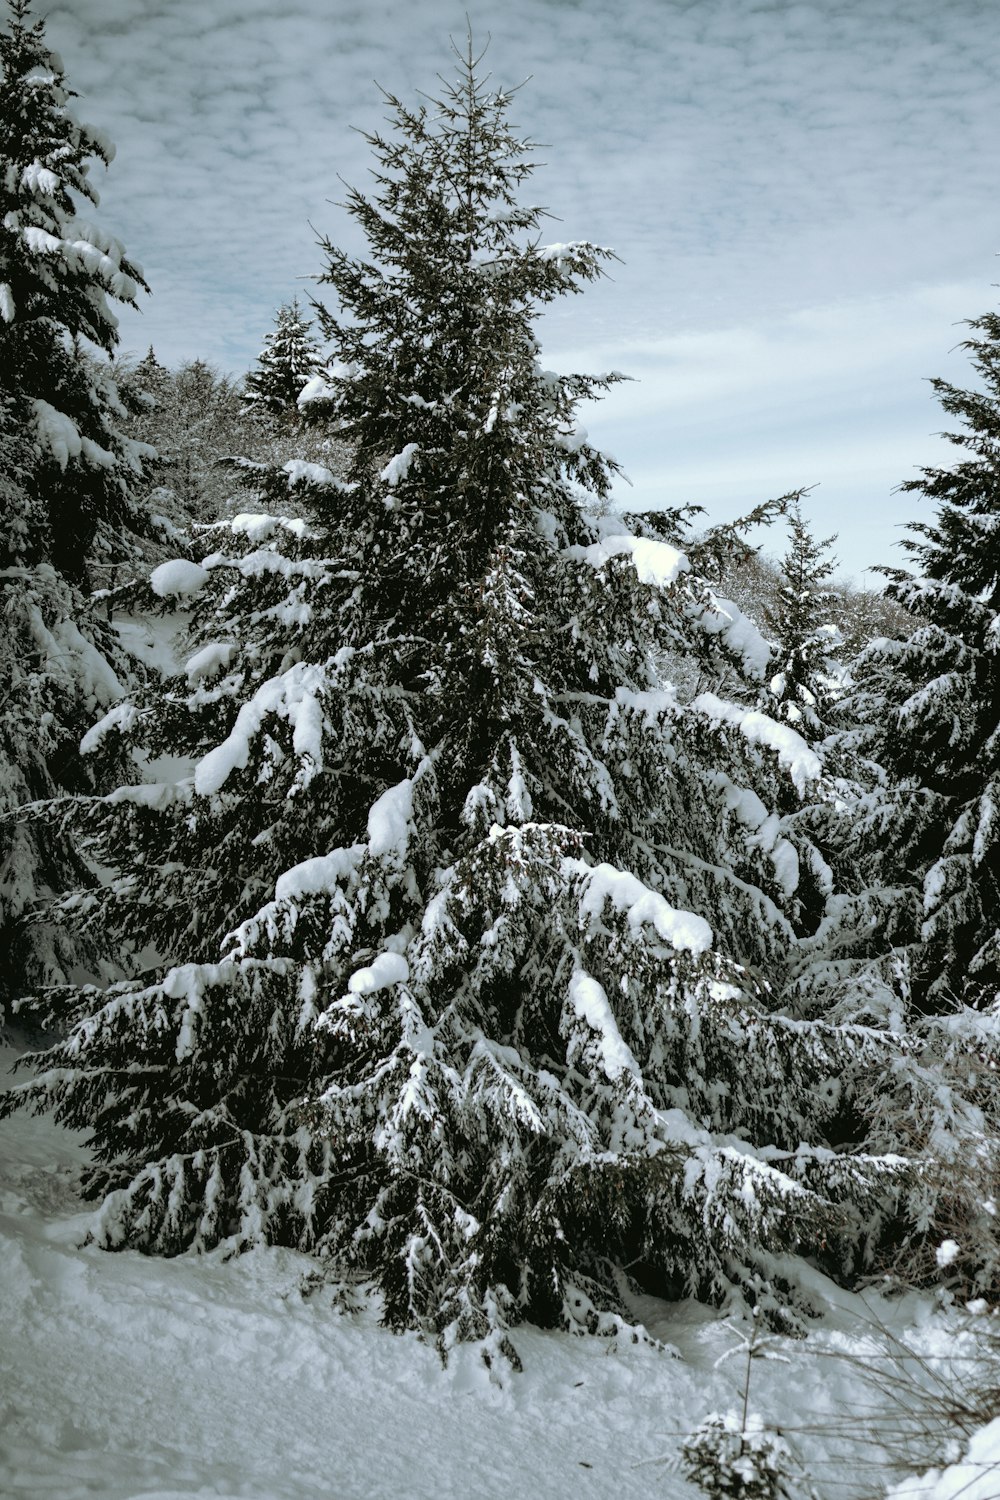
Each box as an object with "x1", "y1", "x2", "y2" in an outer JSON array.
[
  {"x1": 575, "y1": 860, "x2": 714, "y2": 954},
  {"x1": 564, "y1": 532, "x2": 690, "y2": 589},
  {"x1": 691, "y1": 692, "x2": 821, "y2": 794},
  {"x1": 193, "y1": 661, "x2": 331, "y2": 796}
]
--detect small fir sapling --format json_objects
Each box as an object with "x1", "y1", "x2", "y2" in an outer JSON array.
[
  {"x1": 680, "y1": 1415, "x2": 816, "y2": 1500},
  {"x1": 681, "y1": 1313, "x2": 819, "y2": 1500}
]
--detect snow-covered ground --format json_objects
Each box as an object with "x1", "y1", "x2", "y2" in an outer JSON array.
[{"x1": 1, "y1": 1043, "x2": 994, "y2": 1500}]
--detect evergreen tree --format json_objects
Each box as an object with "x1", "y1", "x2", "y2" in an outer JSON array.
[
  {"x1": 5, "y1": 44, "x2": 907, "y2": 1359},
  {"x1": 855, "y1": 306, "x2": 1000, "y2": 1013},
  {"x1": 0, "y1": 0, "x2": 147, "y2": 1022},
  {"x1": 825, "y1": 305, "x2": 1000, "y2": 1300},
  {"x1": 130, "y1": 345, "x2": 172, "y2": 408},
  {"x1": 762, "y1": 500, "x2": 841, "y2": 738},
  {"x1": 0, "y1": 0, "x2": 152, "y2": 582},
  {"x1": 242, "y1": 299, "x2": 322, "y2": 423}
]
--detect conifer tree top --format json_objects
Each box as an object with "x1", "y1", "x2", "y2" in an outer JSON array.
[
  {"x1": 0, "y1": 0, "x2": 152, "y2": 576},
  {"x1": 243, "y1": 298, "x2": 322, "y2": 420},
  {"x1": 0, "y1": 0, "x2": 148, "y2": 353},
  {"x1": 895, "y1": 308, "x2": 1000, "y2": 605}
]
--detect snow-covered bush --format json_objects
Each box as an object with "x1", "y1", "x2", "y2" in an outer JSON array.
[{"x1": 680, "y1": 1412, "x2": 816, "y2": 1500}]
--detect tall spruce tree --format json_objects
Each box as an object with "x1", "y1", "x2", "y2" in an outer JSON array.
[
  {"x1": 242, "y1": 299, "x2": 322, "y2": 423},
  {"x1": 5, "y1": 44, "x2": 907, "y2": 1359},
  {"x1": 0, "y1": 0, "x2": 147, "y2": 1021}
]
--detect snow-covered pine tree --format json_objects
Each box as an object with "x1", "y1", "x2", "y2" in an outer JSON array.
[
  {"x1": 0, "y1": 0, "x2": 149, "y2": 1022},
  {"x1": 242, "y1": 299, "x2": 322, "y2": 423},
  {"x1": 855, "y1": 306, "x2": 1000, "y2": 1014},
  {"x1": 826, "y1": 303, "x2": 1000, "y2": 1299},
  {"x1": 762, "y1": 500, "x2": 841, "y2": 738},
  {"x1": 0, "y1": 0, "x2": 152, "y2": 583},
  {"x1": 126, "y1": 345, "x2": 173, "y2": 424},
  {"x1": 5, "y1": 42, "x2": 907, "y2": 1360}
]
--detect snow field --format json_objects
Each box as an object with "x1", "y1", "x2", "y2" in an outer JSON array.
[{"x1": 2, "y1": 1049, "x2": 988, "y2": 1500}]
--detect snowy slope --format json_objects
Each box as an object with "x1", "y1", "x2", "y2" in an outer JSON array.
[
  {"x1": 0, "y1": 1045, "x2": 984, "y2": 1500},
  {"x1": 889, "y1": 1421, "x2": 1000, "y2": 1500}
]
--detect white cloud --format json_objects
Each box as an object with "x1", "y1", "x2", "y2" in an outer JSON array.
[
  {"x1": 548, "y1": 281, "x2": 985, "y2": 579},
  {"x1": 39, "y1": 0, "x2": 1000, "y2": 573}
]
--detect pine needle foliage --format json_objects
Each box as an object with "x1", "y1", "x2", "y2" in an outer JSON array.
[
  {"x1": 825, "y1": 306, "x2": 1000, "y2": 1301},
  {"x1": 5, "y1": 42, "x2": 908, "y2": 1362}
]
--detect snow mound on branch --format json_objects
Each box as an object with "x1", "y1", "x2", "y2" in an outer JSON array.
[
  {"x1": 713, "y1": 773, "x2": 800, "y2": 896},
  {"x1": 692, "y1": 693, "x2": 821, "y2": 794},
  {"x1": 297, "y1": 367, "x2": 352, "y2": 408},
  {"x1": 184, "y1": 642, "x2": 236, "y2": 685},
  {"x1": 367, "y1": 778, "x2": 416, "y2": 858},
  {"x1": 555, "y1": 421, "x2": 588, "y2": 453},
  {"x1": 566, "y1": 533, "x2": 690, "y2": 589},
  {"x1": 21, "y1": 160, "x2": 61, "y2": 195},
  {"x1": 149, "y1": 559, "x2": 210, "y2": 599},
  {"x1": 46, "y1": 617, "x2": 124, "y2": 707},
  {"x1": 349, "y1": 951, "x2": 410, "y2": 995},
  {"x1": 283, "y1": 459, "x2": 336, "y2": 489},
  {"x1": 32, "y1": 400, "x2": 82, "y2": 469},
  {"x1": 696, "y1": 594, "x2": 773, "y2": 679},
  {"x1": 568, "y1": 969, "x2": 640, "y2": 1080},
  {"x1": 537, "y1": 239, "x2": 597, "y2": 266},
  {"x1": 105, "y1": 780, "x2": 194, "y2": 809},
  {"x1": 578, "y1": 863, "x2": 713, "y2": 954},
  {"x1": 228, "y1": 512, "x2": 309, "y2": 541},
  {"x1": 273, "y1": 846, "x2": 365, "y2": 903},
  {"x1": 379, "y1": 443, "x2": 419, "y2": 487},
  {"x1": 80, "y1": 700, "x2": 137, "y2": 754},
  {"x1": 194, "y1": 662, "x2": 327, "y2": 796}
]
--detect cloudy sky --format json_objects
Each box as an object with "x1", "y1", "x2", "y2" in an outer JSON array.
[{"x1": 45, "y1": 0, "x2": 998, "y2": 579}]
